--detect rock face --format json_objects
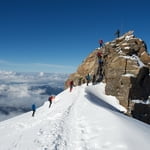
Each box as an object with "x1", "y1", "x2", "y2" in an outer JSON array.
[
  {"x1": 65, "y1": 50, "x2": 100, "y2": 87},
  {"x1": 131, "y1": 103, "x2": 150, "y2": 124},
  {"x1": 65, "y1": 31, "x2": 150, "y2": 124},
  {"x1": 103, "y1": 31, "x2": 150, "y2": 108}
]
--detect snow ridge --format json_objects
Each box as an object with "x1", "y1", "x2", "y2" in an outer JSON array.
[{"x1": 0, "y1": 83, "x2": 150, "y2": 150}]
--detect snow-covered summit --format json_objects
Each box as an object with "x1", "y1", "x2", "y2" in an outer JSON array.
[{"x1": 0, "y1": 83, "x2": 150, "y2": 150}]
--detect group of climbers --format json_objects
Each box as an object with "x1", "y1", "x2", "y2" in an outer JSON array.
[
  {"x1": 96, "y1": 29, "x2": 120, "y2": 81},
  {"x1": 31, "y1": 95, "x2": 55, "y2": 117},
  {"x1": 68, "y1": 30, "x2": 116, "y2": 90},
  {"x1": 31, "y1": 30, "x2": 120, "y2": 117},
  {"x1": 68, "y1": 52, "x2": 104, "y2": 88}
]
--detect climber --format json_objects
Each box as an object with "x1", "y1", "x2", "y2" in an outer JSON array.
[
  {"x1": 98, "y1": 57, "x2": 103, "y2": 68},
  {"x1": 85, "y1": 74, "x2": 91, "y2": 86},
  {"x1": 96, "y1": 56, "x2": 104, "y2": 82},
  {"x1": 97, "y1": 52, "x2": 102, "y2": 59},
  {"x1": 32, "y1": 104, "x2": 36, "y2": 117},
  {"x1": 114, "y1": 29, "x2": 120, "y2": 38},
  {"x1": 69, "y1": 80, "x2": 74, "y2": 92},
  {"x1": 78, "y1": 77, "x2": 82, "y2": 86},
  {"x1": 48, "y1": 95, "x2": 55, "y2": 108},
  {"x1": 99, "y1": 40, "x2": 104, "y2": 48},
  {"x1": 92, "y1": 74, "x2": 96, "y2": 85},
  {"x1": 82, "y1": 79, "x2": 86, "y2": 84}
]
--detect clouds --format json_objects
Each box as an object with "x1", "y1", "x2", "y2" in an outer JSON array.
[{"x1": 0, "y1": 71, "x2": 68, "y2": 121}]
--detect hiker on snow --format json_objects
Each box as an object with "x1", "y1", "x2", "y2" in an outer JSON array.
[
  {"x1": 69, "y1": 80, "x2": 74, "y2": 92},
  {"x1": 85, "y1": 74, "x2": 91, "y2": 86},
  {"x1": 48, "y1": 95, "x2": 55, "y2": 108},
  {"x1": 32, "y1": 104, "x2": 36, "y2": 117}
]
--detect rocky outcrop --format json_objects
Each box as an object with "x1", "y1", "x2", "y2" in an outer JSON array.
[
  {"x1": 103, "y1": 31, "x2": 150, "y2": 108},
  {"x1": 65, "y1": 50, "x2": 100, "y2": 87},
  {"x1": 103, "y1": 31, "x2": 150, "y2": 123},
  {"x1": 131, "y1": 103, "x2": 150, "y2": 124},
  {"x1": 65, "y1": 31, "x2": 150, "y2": 123}
]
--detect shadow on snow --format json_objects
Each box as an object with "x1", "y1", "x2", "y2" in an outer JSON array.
[{"x1": 85, "y1": 90, "x2": 123, "y2": 114}]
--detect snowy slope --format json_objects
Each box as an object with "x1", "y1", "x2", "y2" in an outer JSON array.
[{"x1": 0, "y1": 83, "x2": 150, "y2": 150}]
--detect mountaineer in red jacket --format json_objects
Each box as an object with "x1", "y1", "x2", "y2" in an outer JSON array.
[
  {"x1": 48, "y1": 95, "x2": 55, "y2": 108},
  {"x1": 69, "y1": 80, "x2": 74, "y2": 92}
]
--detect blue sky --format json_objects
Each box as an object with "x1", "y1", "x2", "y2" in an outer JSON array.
[{"x1": 0, "y1": 0, "x2": 150, "y2": 73}]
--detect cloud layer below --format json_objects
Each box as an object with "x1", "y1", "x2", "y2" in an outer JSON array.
[{"x1": 0, "y1": 71, "x2": 68, "y2": 121}]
